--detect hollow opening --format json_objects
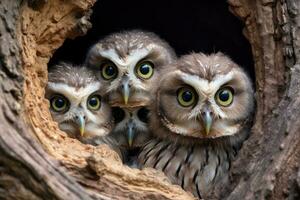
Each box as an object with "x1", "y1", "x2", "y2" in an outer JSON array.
[
  {"x1": 47, "y1": 0, "x2": 255, "y2": 166},
  {"x1": 30, "y1": 0, "x2": 258, "y2": 197},
  {"x1": 49, "y1": 0, "x2": 254, "y2": 82}
]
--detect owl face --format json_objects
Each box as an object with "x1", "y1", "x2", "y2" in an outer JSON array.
[
  {"x1": 111, "y1": 107, "x2": 150, "y2": 149},
  {"x1": 46, "y1": 63, "x2": 113, "y2": 140},
  {"x1": 85, "y1": 30, "x2": 176, "y2": 108},
  {"x1": 154, "y1": 53, "x2": 254, "y2": 139}
]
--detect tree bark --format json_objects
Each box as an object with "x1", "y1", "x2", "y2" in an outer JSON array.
[
  {"x1": 208, "y1": 0, "x2": 300, "y2": 199},
  {"x1": 1, "y1": 0, "x2": 194, "y2": 199},
  {"x1": 0, "y1": 0, "x2": 299, "y2": 199}
]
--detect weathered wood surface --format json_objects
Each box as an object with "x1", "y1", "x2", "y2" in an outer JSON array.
[
  {"x1": 208, "y1": 0, "x2": 300, "y2": 199},
  {"x1": 0, "y1": 0, "x2": 299, "y2": 199},
  {"x1": 1, "y1": 0, "x2": 194, "y2": 199}
]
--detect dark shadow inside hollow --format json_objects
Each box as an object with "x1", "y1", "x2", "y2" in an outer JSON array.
[{"x1": 49, "y1": 0, "x2": 255, "y2": 82}]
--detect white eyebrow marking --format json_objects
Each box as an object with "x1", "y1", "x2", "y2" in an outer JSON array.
[
  {"x1": 47, "y1": 82, "x2": 101, "y2": 100},
  {"x1": 179, "y1": 71, "x2": 234, "y2": 96},
  {"x1": 99, "y1": 48, "x2": 150, "y2": 68}
]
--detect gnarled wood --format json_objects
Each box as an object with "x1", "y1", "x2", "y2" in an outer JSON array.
[
  {"x1": 1, "y1": 0, "x2": 194, "y2": 199},
  {"x1": 0, "y1": 0, "x2": 299, "y2": 199},
  {"x1": 0, "y1": 0, "x2": 94, "y2": 199},
  {"x1": 208, "y1": 0, "x2": 300, "y2": 199}
]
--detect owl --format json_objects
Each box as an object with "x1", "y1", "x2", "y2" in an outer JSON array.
[
  {"x1": 85, "y1": 30, "x2": 176, "y2": 150},
  {"x1": 111, "y1": 107, "x2": 150, "y2": 148},
  {"x1": 138, "y1": 53, "x2": 255, "y2": 199},
  {"x1": 46, "y1": 62, "x2": 114, "y2": 144},
  {"x1": 110, "y1": 107, "x2": 150, "y2": 165}
]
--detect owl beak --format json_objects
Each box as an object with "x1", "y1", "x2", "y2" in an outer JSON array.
[
  {"x1": 121, "y1": 79, "x2": 130, "y2": 105},
  {"x1": 201, "y1": 110, "x2": 213, "y2": 135},
  {"x1": 75, "y1": 115, "x2": 85, "y2": 136},
  {"x1": 127, "y1": 120, "x2": 135, "y2": 147}
]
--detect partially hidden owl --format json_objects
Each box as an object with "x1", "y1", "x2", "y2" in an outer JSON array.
[
  {"x1": 138, "y1": 53, "x2": 255, "y2": 199},
  {"x1": 110, "y1": 107, "x2": 150, "y2": 165},
  {"x1": 46, "y1": 63, "x2": 114, "y2": 145},
  {"x1": 85, "y1": 30, "x2": 176, "y2": 152}
]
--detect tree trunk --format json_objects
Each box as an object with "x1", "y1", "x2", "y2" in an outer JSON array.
[{"x1": 0, "y1": 0, "x2": 299, "y2": 199}]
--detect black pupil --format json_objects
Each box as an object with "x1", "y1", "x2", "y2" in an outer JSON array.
[
  {"x1": 112, "y1": 107, "x2": 125, "y2": 123},
  {"x1": 54, "y1": 98, "x2": 65, "y2": 108},
  {"x1": 137, "y1": 107, "x2": 149, "y2": 123},
  {"x1": 105, "y1": 65, "x2": 115, "y2": 76},
  {"x1": 182, "y1": 91, "x2": 193, "y2": 102},
  {"x1": 89, "y1": 97, "x2": 99, "y2": 107},
  {"x1": 219, "y1": 90, "x2": 230, "y2": 101},
  {"x1": 140, "y1": 64, "x2": 150, "y2": 75}
]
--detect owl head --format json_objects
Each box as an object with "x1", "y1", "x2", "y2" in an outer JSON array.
[
  {"x1": 46, "y1": 63, "x2": 113, "y2": 141},
  {"x1": 85, "y1": 30, "x2": 176, "y2": 108},
  {"x1": 151, "y1": 53, "x2": 255, "y2": 141},
  {"x1": 111, "y1": 107, "x2": 150, "y2": 149}
]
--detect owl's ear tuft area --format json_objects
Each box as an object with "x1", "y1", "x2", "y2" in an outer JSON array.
[{"x1": 0, "y1": 0, "x2": 298, "y2": 199}]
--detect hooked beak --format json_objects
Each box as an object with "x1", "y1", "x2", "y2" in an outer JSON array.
[
  {"x1": 127, "y1": 120, "x2": 135, "y2": 147},
  {"x1": 75, "y1": 115, "x2": 85, "y2": 136},
  {"x1": 201, "y1": 110, "x2": 213, "y2": 135},
  {"x1": 121, "y1": 78, "x2": 130, "y2": 105}
]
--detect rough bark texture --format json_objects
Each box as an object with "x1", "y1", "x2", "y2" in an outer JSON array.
[
  {"x1": 0, "y1": 0, "x2": 299, "y2": 199},
  {"x1": 208, "y1": 0, "x2": 300, "y2": 199},
  {"x1": 1, "y1": 0, "x2": 194, "y2": 199},
  {"x1": 0, "y1": 1, "x2": 95, "y2": 200}
]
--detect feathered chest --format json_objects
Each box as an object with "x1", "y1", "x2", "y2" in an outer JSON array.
[{"x1": 138, "y1": 138, "x2": 239, "y2": 199}]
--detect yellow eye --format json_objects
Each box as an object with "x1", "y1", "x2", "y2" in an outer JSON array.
[
  {"x1": 87, "y1": 95, "x2": 101, "y2": 111},
  {"x1": 215, "y1": 87, "x2": 234, "y2": 107},
  {"x1": 177, "y1": 87, "x2": 196, "y2": 107},
  {"x1": 135, "y1": 61, "x2": 154, "y2": 79},
  {"x1": 50, "y1": 95, "x2": 69, "y2": 112},
  {"x1": 101, "y1": 62, "x2": 118, "y2": 80}
]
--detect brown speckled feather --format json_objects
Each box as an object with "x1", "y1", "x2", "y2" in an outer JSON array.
[
  {"x1": 48, "y1": 62, "x2": 98, "y2": 89},
  {"x1": 138, "y1": 53, "x2": 255, "y2": 199},
  {"x1": 86, "y1": 30, "x2": 176, "y2": 64},
  {"x1": 139, "y1": 127, "x2": 250, "y2": 199},
  {"x1": 84, "y1": 30, "x2": 177, "y2": 164},
  {"x1": 46, "y1": 63, "x2": 121, "y2": 157}
]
